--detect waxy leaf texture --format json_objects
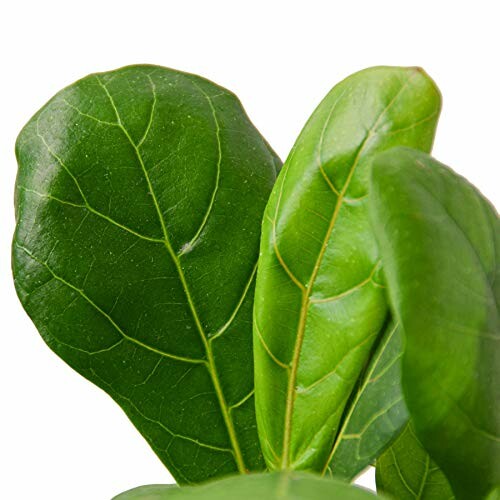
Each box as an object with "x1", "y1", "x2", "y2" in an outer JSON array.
[
  {"x1": 13, "y1": 65, "x2": 280, "y2": 483},
  {"x1": 370, "y1": 148, "x2": 500, "y2": 499},
  {"x1": 253, "y1": 66, "x2": 441, "y2": 473}
]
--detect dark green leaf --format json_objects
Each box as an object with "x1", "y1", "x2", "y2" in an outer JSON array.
[
  {"x1": 370, "y1": 147, "x2": 499, "y2": 499},
  {"x1": 113, "y1": 472, "x2": 383, "y2": 499},
  {"x1": 13, "y1": 64, "x2": 280, "y2": 483},
  {"x1": 327, "y1": 321, "x2": 408, "y2": 480},
  {"x1": 376, "y1": 422, "x2": 454, "y2": 499},
  {"x1": 254, "y1": 66, "x2": 441, "y2": 472}
]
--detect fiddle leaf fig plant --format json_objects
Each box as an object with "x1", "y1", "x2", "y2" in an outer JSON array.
[
  {"x1": 253, "y1": 65, "x2": 440, "y2": 475},
  {"x1": 13, "y1": 64, "x2": 280, "y2": 483},
  {"x1": 12, "y1": 64, "x2": 498, "y2": 499},
  {"x1": 113, "y1": 472, "x2": 384, "y2": 500},
  {"x1": 370, "y1": 147, "x2": 500, "y2": 499}
]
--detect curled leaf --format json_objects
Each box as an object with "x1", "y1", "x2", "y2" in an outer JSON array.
[{"x1": 370, "y1": 147, "x2": 499, "y2": 499}]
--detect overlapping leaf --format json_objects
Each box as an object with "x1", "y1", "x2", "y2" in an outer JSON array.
[
  {"x1": 327, "y1": 321, "x2": 408, "y2": 480},
  {"x1": 13, "y1": 65, "x2": 280, "y2": 483},
  {"x1": 376, "y1": 423, "x2": 454, "y2": 499},
  {"x1": 113, "y1": 472, "x2": 383, "y2": 499},
  {"x1": 370, "y1": 147, "x2": 499, "y2": 499},
  {"x1": 254, "y1": 66, "x2": 441, "y2": 472}
]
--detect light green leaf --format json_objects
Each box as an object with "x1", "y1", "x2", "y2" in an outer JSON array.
[
  {"x1": 13, "y1": 64, "x2": 280, "y2": 483},
  {"x1": 487, "y1": 487, "x2": 500, "y2": 500},
  {"x1": 370, "y1": 147, "x2": 499, "y2": 499},
  {"x1": 376, "y1": 422, "x2": 454, "y2": 499},
  {"x1": 113, "y1": 472, "x2": 383, "y2": 499},
  {"x1": 327, "y1": 321, "x2": 409, "y2": 480},
  {"x1": 114, "y1": 485, "x2": 177, "y2": 500},
  {"x1": 254, "y1": 66, "x2": 441, "y2": 472}
]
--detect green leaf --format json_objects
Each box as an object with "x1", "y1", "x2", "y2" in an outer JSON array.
[
  {"x1": 376, "y1": 422, "x2": 454, "y2": 499},
  {"x1": 114, "y1": 485, "x2": 178, "y2": 500},
  {"x1": 254, "y1": 66, "x2": 441, "y2": 472},
  {"x1": 13, "y1": 64, "x2": 280, "y2": 483},
  {"x1": 487, "y1": 487, "x2": 500, "y2": 500},
  {"x1": 113, "y1": 472, "x2": 383, "y2": 499},
  {"x1": 370, "y1": 148, "x2": 499, "y2": 499},
  {"x1": 326, "y1": 321, "x2": 409, "y2": 480}
]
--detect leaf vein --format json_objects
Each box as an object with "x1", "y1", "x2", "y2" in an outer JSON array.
[
  {"x1": 95, "y1": 76, "x2": 246, "y2": 472},
  {"x1": 17, "y1": 244, "x2": 207, "y2": 366},
  {"x1": 255, "y1": 320, "x2": 290, "y2": 370},
  {"x1": 391, "y1": 447, "x2": 418, "y2": 497},
  {"x1": 61, "y1": 98, "x2": 119, "y2": 126},
  {"x1": 179, "y1": 78, "x2": 222, "y2": 256},
  {"x1": 90, "y1": 368, "x2": 234, "y2": 454},
  {"x1": 282, "y1": 74, "x2": 417, "y2": 467},
  {"x1": 18, "y1": 186, "x2": 165, "y2": 243},
  {"x1": 310, "y1": 261, "x2": 381, "y2": 303},
  {"x1": 136, "y1": 74, "x2": 157, "y2": 148},
  {"x1": 321, "y1": 322, "x2": 400, "y2": 474},
  {"x1": 210, "y1": 262, "x2": 258, "y2": 342}
]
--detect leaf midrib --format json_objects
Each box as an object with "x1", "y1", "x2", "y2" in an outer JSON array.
[
  {"x1": 26, "y1": 75, "x2": 253, "y2": 470},
  {"x1": 279, "y1": 74, "x2": 415, "y2": 469},
  {"x1": 95, "y1": 75, "x2": 247, "y2": 473}
]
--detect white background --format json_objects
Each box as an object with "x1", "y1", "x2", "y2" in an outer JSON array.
[{"x1": 1, "y1": 1, "x2": 499, "y2": 499}]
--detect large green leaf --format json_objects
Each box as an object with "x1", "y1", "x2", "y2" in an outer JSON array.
[
  {"x1": 113, "y1": 472, "x2": 383, "y2": 499},
  {"x1": 13, "y1": 65, "x2": 280, "y2": 483},
  {"x1": 370, "y1": 148, "x2": 499, "y2": 499},
  {"x1": 376, "y1": 422, "x2": 454, "y2": 499},
  {"x1": 326, "y1": 321, "x2": 409, "y2": 480},
  {"x1": 253, "y1": 66, "x2": 441, "y2": 472}
]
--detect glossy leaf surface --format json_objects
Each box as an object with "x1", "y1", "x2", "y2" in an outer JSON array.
[
  {"x1": 254, "y1": 66, "x2": 441, "y2": 472},
  {"x1": 370, "y1": 148, "x2": 499, "y2": 499},
  {"x1": 113, "y1": 472, "x2": 382, "y2": 499},
  {"x1": 376, "y1": 423, "x2": 454, "y2": 499},
  {"x1": 327, "y1": 321, "x2": 408, "y2": 480},
  {"x1": 13, "y1": 65, "x2": 280, "y2": 483}
]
